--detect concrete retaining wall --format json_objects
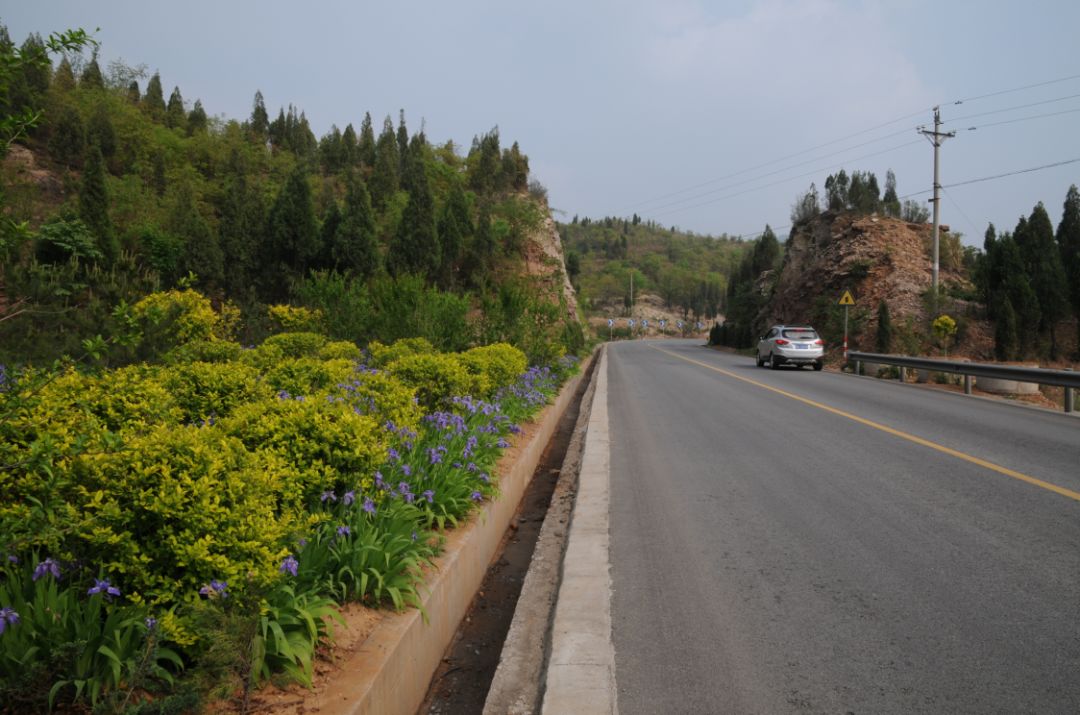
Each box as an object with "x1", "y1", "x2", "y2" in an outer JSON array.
[{"x1": 322, "y1": 356, "x2": 592, "y2": 715}]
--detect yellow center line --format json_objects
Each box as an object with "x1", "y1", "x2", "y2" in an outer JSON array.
[{"x1": 651, "y1": 344, "x2": 1080, "y2": 503}]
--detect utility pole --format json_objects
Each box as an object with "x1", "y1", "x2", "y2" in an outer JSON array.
[{"x1": 918, "y1": 106, "x2": 956, "y2": 298}]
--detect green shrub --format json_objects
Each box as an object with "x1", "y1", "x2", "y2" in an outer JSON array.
[
  {"x1": 163, "y1": 340, "x2": 244, "y2": 364},
  {"x1": 387, "y1": 352, "x2": 471, "y2": 410},
  {"x1": 330, "y1": 367, "x2": 421, "y2": 433},
  {"x1": 131, "y1": 290, "x2": 237, "y2": 358},
  {"x1": 367, "y1": 337, "x2": 435, "y2": 368},
  {"x1": 264, "y1": 357, "x2": 354, "y2": 397},
  {"x1": 317, "y1": 340, "x2": 362, "y2": 361},
  {"x1": 237, "y1": 342, "x2": 285, "y2": 371}
]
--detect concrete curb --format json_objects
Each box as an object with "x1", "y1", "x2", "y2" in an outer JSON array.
[
  {"x1": 320, "y1": 355, "x2": 593, "y2": 715},
  {"x1": 483, "y1": 347, "x2": 603, "y2": 715},
  {"x1": 541, "y1": 346, "x2": 617, "y2": 714}
]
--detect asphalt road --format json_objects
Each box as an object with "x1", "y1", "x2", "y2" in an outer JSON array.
[{"x1": 607, "y1": 339, "x2": 1080, "y2": 715}]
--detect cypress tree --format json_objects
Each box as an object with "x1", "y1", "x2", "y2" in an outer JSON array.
[
  {"x1": 437, "y1": 181, "x2": 471, "y2": 288},
  {"x1": 187, "y1": 100, "x2": 208, "y2": 135},
  {"x1": 396, "y1": 109, "x2": 408, "y2": 173},
  {"x1": 882, "y1": 170, "x2": 901, "y2": 217},
  {"x1": 52, "y1": 57, "x2": 76, "y2": 92},
  {"x1": 876, "y1": 300, "x2": 892, "y2": 353},
  {"x1": 1056, "y1": 185, "x2": 1080, "y2": 354},
  {"x1": 143, "y1": 72, "x2": 166, "y2": 120},
  {"x1": 265, "y1": 166, "x2": 319, "y2": 298},
  {"x1": 341, "y1": 123, "x2": 358, "y2": 167},
  {"x1": 998, "y1": 235, "x2": 1039, "y2": 355},
  {"x1": 126, "y1": 80, "x2": 140, "y2": 104},
  {"x1": 750, "y1": 225, "x2": 780, "y2": 275},
  {"x1": 166, "y1": 86, "x2": 187, "y2": 131},
  {"x1": 250, "y1": 90, "x2": 269, "y2": 139},
  {"x1": 388, "y1": 134, "x2": 439, "y2": 279},
  {"x1": 86, "y1": 103, "x2": 116, "y2": 158},
  {"x1": 218, "y1": 163, "x2": 264, "y2": 295},
  {"x1": 319, "y1": 125, "x2": 344, "y2": 174},
  {"x1": 268, "y1": 108, "x2": 286, "y2": 148},
  {"x1": 79, "y1": 52, "x2": 105, "y2": 90},
  {"x1": 151, "y1": 150, "x2": 167, "y2": 197},
  {"x1": 170, "y1": 184, "x2": 223, "y2": 288},
  {"x1": 79, "y1": 145, "x2": 117, "y2": 261},
  {"x1": 994, "y1": 295, "x2": 1019, "y2": 361},
  {"x1": 1024, "y1": 203, "x2": 1069, "y2": 356},
  {"x1": 369, "y1": 116, "x2": 399, "y2": 210},
  {"x1": 48, "y1": 103, "x2": 85, "y2": 167},
  {"x1": 358, "y1": 112, "x2": 376, "y2": 168},
  {"x1": 10, "y1": 34, "x2": 50, "y2": 114},
  {"x1": 466, "y1": 201, "x2": 496, "y2": 284},
  {"x1": 332, "y1": 173, "x2": 379, "y2": 278}
]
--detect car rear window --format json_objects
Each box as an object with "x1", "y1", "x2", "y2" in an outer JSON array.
[{"x1": 782, "y1": 329, "x2": 817, "y2": 340}]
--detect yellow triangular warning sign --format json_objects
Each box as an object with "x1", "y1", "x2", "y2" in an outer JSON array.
[{"x1": 838, "y1": 290, "x2": 855, "y2": 306}]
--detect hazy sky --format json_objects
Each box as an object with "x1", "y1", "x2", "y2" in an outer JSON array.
[{"x1": 5, "y1": 1, "x2": 1079, "y2": 244}]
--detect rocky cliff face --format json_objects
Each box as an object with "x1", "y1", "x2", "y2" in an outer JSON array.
[
  {"x1": 764, "y1": 211, "x2": 987, "y2": 355},
  {"x1": 524, "y1": 213, "x2": 580, "y2": 322}
]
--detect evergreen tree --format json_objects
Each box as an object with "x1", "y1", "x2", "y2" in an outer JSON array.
[
  {"x1": 169, "y1": 183, "x2": 223, "y2": 288},
  {"x1": 86, "y1": 102, "x2": 116, "y2": 158},
  {"x1": 388, "y1": 134, "x2": 439, "y2": 279},
  {"x1": 126, "y1": 80, "x2": 140, "y2": 103},
  {"x1": 876, "y1": 300, "x2": 892, "y2": 353},
  {"x1": 317, "y1": 201, "x2": 342, "y2": 271},
  {"x1": 466, "y1": 201, "x2": 496, "y2": 284},
  {"x1": 9, "y1": 34, "x2": 50, "y2": 115},
  {"x1": 975, "y1": 223, "x2": 997, "y2": 312},
  {"x1": 790, "y1": 183, "x2": 820, "y2": 225},
  {"x1": 265, "y1": 166, "x2": 319, "y2": 298},
  {"x1": 143, "y1": 72, "x2": 166, "y2": 120},
  {"x1": 750, "y1": 225, "x2": 780, "y2": 275},
  {"x1": 78, "y1": 145, "x2": 117, "y2": 261},
  {"x1": 250, "y1": 90, "x2": 269, "y2": 138},
  {"x1": 295, "y1": 111, "x2": 317, "y2": 159},
  {"x1": 997, "y1": 234, "x2": 1040, "y2": 354},
  {"x1": 217, "y1": 161, "x2": 264, "y2": 295},
  {"x1": 357, "y1": 112, "x2": 376, "y2": 168},
  {"x1": 187, "y1": 100, "x2": 208, "y2": 135},
  {"x1": 1023, "y1": 203, "x2": 1069, "y2": 356},
  {"x1": 48, "y1": 102, "x2": 85, "y2": 167},
  {"x1": 882, "y1": 170, "x2": 901, "y2": 217},
  {"x1": 1056, "y1": 184, "x2": 1080, "y2": 354},
  {"x1": 341, "y1": 123, "x2": 358, "y2": 167},
  {"x1": 396, "y1": 109, "x2": 409, "y2": 173},
  {"x1": 52, "y1": 57, "x2": 76, "y2": 92},
  {"x1": 994, "y1": 295, "x2": 1019, "y2": 361},
  {"x1": 319, "y1": 124, "x2": 344, "y2": 173},
  {"x1": 268, "y1": 107, "x2": 286, "y2": 148},
  {"x1": 468, "y1": 128, "x2": 502, "y2": 194},
  {"x1": 151, "y1": 150, "x2": 167, "y2": 197},
  {"x1": 369, "y1": 116, "x2": 400, "y2": 210},
  {"x1": 79, "y1": 52, "x2": 104, "y2": 90},
  {"x1": 437, "y1": 181, "x2": 471, "y2": 288},
  {"x1": 332, "y1": 173, "x2": 379, "y2": 278},
  {"x1": 824, "y1": 170, "x2": 849, "y2": 211},
  {"x1": 166, "y1": 86, "x2": 186, "y2": 131}
]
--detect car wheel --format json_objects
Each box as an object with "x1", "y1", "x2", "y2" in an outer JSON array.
[
  {"x1": 756, "y1": 353, "x2": 765, "y2": 367},
  {"x1": 770, "y1": 353, "x2": 780, "y2": 370},
  {"x1": 813, "y1": 361, "x2": 823, "y2": 371}
]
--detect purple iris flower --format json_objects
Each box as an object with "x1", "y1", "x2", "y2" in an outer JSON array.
[
  {"x1": 0, "y1": 606, "x2": 19, "y2": 634},
  {"x1": 145, "y1": 617, "x2": 158, "y2": 631},
  {"x1": 343, "y1": 490, "x2": 356, "y2": 506},
  {"x1": 422, "y1": 489, "x2": 435, "y2": 503},
  {"x1": 337, "y1": 525, "x2": 351, "y2": 537},
  {"x1": 280, "y1": 555, "x2": 299, "y2": 576},
  {"x1": 402, "y1": 464, "x2": 412, "y2": 477},
  {"x1": 387, "y1": 448, "x2": 400, "y2": 462},
  {"x1": 88, "y1": 579, "x2": 121, "y2": 599},
  {"x1": 200, "y1": 580, "x2": 228, "y2": 598},
  {"x1": 363, "y1": 497, "x2": 376, "y2": 515},
  {"x1": 470, "y1": 491, "x2": 484, "y2": 502},
  {"x1": 32, "y1": 558, "x2": 61, "y2": 581},
  {"x1": 6, "y1": 554, "x2": 17, "y2": 564},
  {"x1": 321, "y1": 490, "x2": 337, "y2": 503}
]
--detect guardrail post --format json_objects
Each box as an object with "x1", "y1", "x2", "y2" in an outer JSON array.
[
  {"x1": 964, "y1": 374, "x2": 972, "y2": 395},
  {"x1": 899, "y1": 366, "x2": 906, "y2": 383},
  {"x1": 1066, "y1": 368, "x2": 1074, "y2": 414},
  {"x1": 855, "y1": 360, "x2": 862, "y2": 376}
]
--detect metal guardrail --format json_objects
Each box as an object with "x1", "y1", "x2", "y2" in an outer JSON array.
[{"x1": 848, "y1": 351, "x2": 1079, "y2": 413}]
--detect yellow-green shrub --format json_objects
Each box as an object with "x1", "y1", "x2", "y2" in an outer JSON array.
[
  {"x1": 459, "y1": 343, "x2": 527, "y2": 397},
  {"x1": 264, "y1": 358, "x2": 354, "y2": 397},
  {"x1": 30, "y1": 365, "x2": 181, "y2": 434},
  {"x1": 237, "y1": 342, "x2": 285, "y2": 371},
  {"x1": 268, "y1": 304, "x2": 324, "y2": 333},
  {"x1": 163, "y1": 339, "x2": 244, "y2": 364},
  {"x1": 161, "y1": 361, "x2": 267, "y2": 422},
  {"x1": 131, "y1": 290, "x2": 235, "y2": 353},
  {"x1": 387, "y1": 352, "x2": 471, "y2": 410},
  {"x1": 221, "y1": 398, "x2": 387, "y2": 509},
  {"x1": 367, "y1": 337, "x2": 434, "y2": 367},
  {"x1": 331, "y1": 368, "x2": 421, "y2": 433},
  {"x1": 261, "y1": 331, "x2": 328, "y2": 359},
  {"x1": 317, "y1": 340, "x2": 362, "y2": 361},
  {"x1": 71, "y1": 426, "x2": 294, "y2": 605}
]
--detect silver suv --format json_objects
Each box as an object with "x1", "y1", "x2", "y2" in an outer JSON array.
[{"x1": 756, "y1": 325, "x2": 824, "y2": 370}]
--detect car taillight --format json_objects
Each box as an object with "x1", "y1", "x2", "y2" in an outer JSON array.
[
  {"x1": 815, "y1": 339, "x2": 824, "y2": 345},
  {"x1": 775, "y1": 339, "x2": 789, "y2": 345}
]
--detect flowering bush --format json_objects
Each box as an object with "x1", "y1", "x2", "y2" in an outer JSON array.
[
  {"x1": 458, "y1": 343, "x2": 528, "y2": 397},
  {"x1": 328, "y1": 366, "x2": 422, "y2": 435}
]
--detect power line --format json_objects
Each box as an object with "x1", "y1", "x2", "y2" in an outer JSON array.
[
  {"x1": 950, "y1": 72, "x2": 1080, "y2": 105},
  {"x1": 944, "y1": 157, "x2": 1080, "y2": 190},
  {"x1": 963, "y1": 106, "x2": 1080, "y2": 132},
  {"x1": 941, "y1": 92, "x2": 1080, "y2": 125}
]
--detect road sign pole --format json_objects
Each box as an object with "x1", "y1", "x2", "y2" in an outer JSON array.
[{"x1": 843, "y1": 305, "x2": 849, "y2": 362}]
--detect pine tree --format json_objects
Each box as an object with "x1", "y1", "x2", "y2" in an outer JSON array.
[
  {"x1": 369, "y1": 116, "x2": 400, "y2": 210},
  {"x1": 143, "y1": 72, "x2": 166, "y2": 120},
  {"x1": 317, "y1": 201, "x2": 342, "y2": 271},
  {"x1": 341, "y1": 123, "x2": 358, "y2": 167},
  {"x1": 396, "y1": 109, "x2": 409, "y2": 173},
  {"x1": 151, "y1": 150, "x2": 167, "y2": 197},
  {"x1": 268, "y1": 107, "x2": 286, "y2": 149},
  {"x1": 332, "y1": 174, "x2": 379, "y2": 278},
  {"x1": 998, "y1": 234, "x2": 1040, "y2": 355},
  {"x1": 217, "y1": 160, "x2": 265, "y2": 295},
  {"x1": 358, "y1": 112, "x2": 376, "y2": 168},
  {"x1": 126, "y1": 80, "x2": 140, "y2": 103},
  {"x1": 388, "y1": 134, "x2": 439, "y2": 279},
  {"x1": 79, "y1": 145, "x2": 117, "y2": 261},
  {"x1": 170, "y1": 183, "x2": 223, "y2": 288},
  {"x1": 994, "y1": 295, "x2": 1019, "y2": 361},
  {"x1": 750, "y1": 226, "x2": 780, "y2": 275},
  {"x1": 166, "y1": 87, "x2": 186, "y2": 131},
  {"x1": 882, "y1": 170, "x2": 901, "y2": 217},
  {"x1": 250, "y1": 90, "x2": 269, "y2": 139},
  {"x1": 319, "y1": 125, "x2": 344, "y2": 174},
  {"x1": 48, "y1": 103, "x2": 85, "y2": 167},
  {"x1": 79, "y1": 52, "x2": 104, "y2": 90},
  {"x1": 10, "y1": 35, "x2": 50, "y2": 115},
  {"x1": 468, "y1": 128, "x2": 501, "y2": 194}
]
